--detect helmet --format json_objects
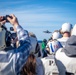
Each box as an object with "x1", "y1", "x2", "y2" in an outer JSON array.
[
  {"x1": 0, "y1": 26, "x2": 6, "y2": 50},
  {"x1": 52, "y1": 31, "x2": 62, "y2": 40},
  {"x1": 61, "y1": 23, "x2": 72, "y2": 33},
  {"x1": 71, "y1": 24, "x2": 76, "y2": 36}
]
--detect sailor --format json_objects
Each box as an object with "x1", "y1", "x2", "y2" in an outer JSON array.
[
  {"x1": 55, "y1": 24, "x2": 76, "y2": 75},
  {"x1": 41, "y1": 30, "x2": 62, "y2": 75},
  {"x1": 46, "y1": 30, "x2": 62, "y2": 54},
  {"x1": 58, "y1": 23, "x2": 73, "y2": 47}
]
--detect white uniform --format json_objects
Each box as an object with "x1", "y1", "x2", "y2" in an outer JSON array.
[
  {"x1": 57, "y1": 23, "x2": 72, "y2": 47},
  {"x1": 57, "y1": 37, "x2": 69, "y2": 47},
  {"x1": 41, "y1": 55, "x2": 59, "y2": 75},
  {"x1": 55, "y1": 48, "x2": 76, "y2": 75}
]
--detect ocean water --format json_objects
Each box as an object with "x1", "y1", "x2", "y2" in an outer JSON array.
[{"x1": 38, "y1": 40, "x2": 42, "y2": 43}]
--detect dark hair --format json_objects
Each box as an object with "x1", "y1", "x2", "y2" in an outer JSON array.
[
  {"x1": 20, "y1": 54, "x2": 36, "y2": 75},
  {"x1": 43, "y1": 39, "x2": 47, "y2": 43}
]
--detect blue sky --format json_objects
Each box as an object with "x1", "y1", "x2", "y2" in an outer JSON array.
[{"x1": 0, "y1": 0, "x2": 76, "y2": 40}]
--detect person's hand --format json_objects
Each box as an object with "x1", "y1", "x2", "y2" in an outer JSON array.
[
  {"x1": 0, "y1": 16, "x2": 6, "y2": 26},
  {"x1": 7, "y1": 14, "x2": 19, "y2": 26}
]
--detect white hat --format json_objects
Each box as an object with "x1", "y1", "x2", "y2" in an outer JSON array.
[
  {"x1": 0, "y1": 27, "x2": 6, "y2": 50},
  {"x1": 71, "y1": 24, "x2": 76, "y2": 36},
  {"x1": 61, "y1": 23, "x2": 72, "y2": 33},
  {"x1": 52, "y1": 31, "x2": 62, "y2": 40}
]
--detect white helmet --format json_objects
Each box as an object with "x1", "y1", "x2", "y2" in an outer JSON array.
[
  {"x1": 52, "y1": 31, "x2": 62, "y2": 40},
  {"x1": 71, "y1": 24, "x2": 76, "y2": 36},
  {"x1": 61, "y1": 23, "x2": 72, "y2": 33},
  {"x1": 0, "y1": 27, "x2": 6, "y2": 50}
]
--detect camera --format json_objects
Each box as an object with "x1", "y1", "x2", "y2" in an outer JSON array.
[
  {"x1": 1, "y1": 15, "x2": 12, "y2": 22},
  {"x1": 1, "y1": 25, "x2": 17, "y2": 47}
]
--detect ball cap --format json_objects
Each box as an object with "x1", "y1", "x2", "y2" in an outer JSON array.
[{"x1": 52, "y1": 31, "x2": 62, "y2": 40}]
